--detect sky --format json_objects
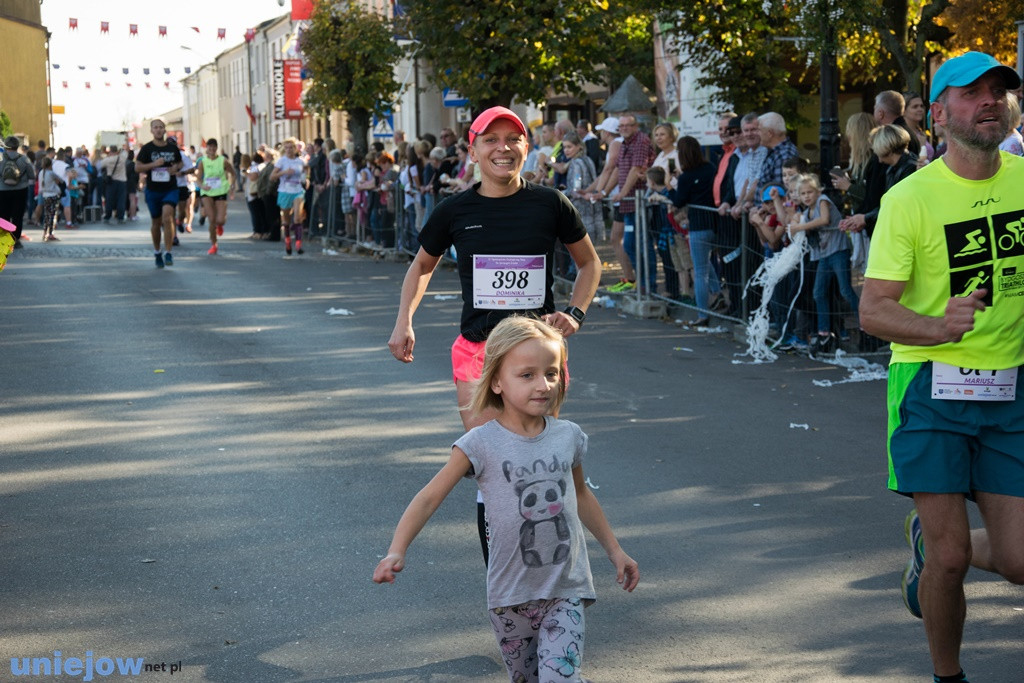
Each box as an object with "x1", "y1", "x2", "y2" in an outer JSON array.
[{"x1": 41, "y1": 0, "x2": 292, "y2": 147}]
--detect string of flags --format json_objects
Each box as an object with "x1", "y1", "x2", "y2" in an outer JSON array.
[
  {"x1": 51, "y1": 80, "x2": 176, "y2": 90},
  {"x1": 69, "y1": 18, "x2": 256, "y2": 42},
  {"x1": 52, "y1": 65, "x2": 193, "y2": 75}
]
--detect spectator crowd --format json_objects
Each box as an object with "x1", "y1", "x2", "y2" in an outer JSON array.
[{"x1": 4, "y1": 85, "x2": 1024, "y2": 349}]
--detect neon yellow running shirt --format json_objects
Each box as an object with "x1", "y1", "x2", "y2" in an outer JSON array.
[
  {"x1": 866, "y1": 152, "x2": 1024, "y2": 369},
  {"x1": 200, "y1": 155, "x2": 228, "y2": 197}
]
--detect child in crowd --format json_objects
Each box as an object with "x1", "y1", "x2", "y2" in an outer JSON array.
[
  {"x1": 645, "y1": 166, "x2": 682, "y2": 300},
  {"x1": 38, "y1": 157, "x2": 63, "y2": 242},
  {"x1": 373, "y1": 316, "x2": 639, "y2": 683},
  {"x1": 787, "y1": 174, "x2": 858, "y2": 353}
]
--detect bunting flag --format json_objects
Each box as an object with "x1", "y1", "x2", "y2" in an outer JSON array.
[
  {"x1": 123, "y1": 68, "x2": 129, "y2": 75},
  {"x1": 101, "y1": 67, "x2": 108, "y2": 72},
  {"x1": 164, "y1": 82, "x2": 170, "y2": 89},
  {"x1": 78, "y1": 65, "x2": 85, "y2": 70},
  {"x1": 158, "y1": 26, "x2": 167, "y2": 37},
  {"x1": 164, "y1": 67, "x2": 170, "y2": 74},
  {"x1": 184, "y1": 67, "x2": 191, "y2": 74},
  {"x1": 100, "y1": 21, "x2": 109, "y2": 34},
  {"x1": 190, "y1": 27, "x2": 200, "y2": 33},
  {"x1": 217, "y1": 28, "x2": 226, "y2": 40},
  {"x1": 145, "y1": 82, "x2": 151, "y2": 89},
  {"x1": 244, "y1": 28, "x2": 255, "y2": 43},
  {"x1": 53, "y1": 64, "x2": 60, "y2": 69},
  {"x1": 126, "y1": 82, "x2": 132, "y2": 87},
  {"x1": 105, "y1": 82, "x2": 111, "y2": 87},
  {"x1": 62, "y1": 81, "x2": 68, "y2": 88},
  {"x1": 143, "y1": 68, "x2": 150, "y2": 75},
  {"x1": 291, "y1": 0, "x2": 314, "y2": 21},
  {"x1": 129, "y1": 24, "x2": 138, "y2": 36},
  {"x1": 69, "y1": 18, "x2": 78, "y2": 30},
  {"x1": 85, "y1": 82, "x2": 91, "y2": 89}
]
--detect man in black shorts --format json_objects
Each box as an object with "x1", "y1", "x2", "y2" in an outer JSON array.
[
  {"x1": 135, "y1": 120, "x2": 183, "y2": 268},
  {"x1": 388, "y1": 106, "x2": 601, "y2": 562}
]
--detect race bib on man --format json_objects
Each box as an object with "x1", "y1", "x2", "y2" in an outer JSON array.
[
  {"x1": 932, "y1": 361, "x2": 1017, "y2": 401},
  {"x1": 472, "y1": 255, "x2": 546, "y2": 310},
  {"x1": 151, "y1": 168, "x2": 170, "y2": 183},
  {"x1": 206, "y1": 177, "x2": 222, "y2": 190}
]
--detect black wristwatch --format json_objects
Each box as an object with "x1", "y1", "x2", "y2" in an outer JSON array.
[{"x1": 563, "y1": 306, "x2": 586, "y2": 326}]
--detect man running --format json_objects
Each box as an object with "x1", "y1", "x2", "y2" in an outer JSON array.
[
  {"x1": 860, "y1": 52, "x2": 1024, "y2": 683},
  {"x1": 387, "y1": 106, "x2": 601, "y2": 562},
  {"x1": 195, "y1": 138, "x2": 236, "y2": 255},
  {"x1": 134, "y1": 120, "x2": 183, "y2": 268}
]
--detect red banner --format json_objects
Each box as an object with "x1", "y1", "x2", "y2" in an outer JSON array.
[
  {"x1": 100, "y1": 21, "x2": 109, "y2": 34},
  {"x1": 273, "y1": 59, "x2": 304, "y2": 120},
  {"x1": 290, "y1": 0, "x2": 314, "y2": 21},
  {"x1": 69, "y1": 18, "x2": 78, "y2": 30}
]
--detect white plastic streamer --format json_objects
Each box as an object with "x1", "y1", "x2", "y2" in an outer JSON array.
[{"x1": 737, "y1": 230, "x2": 809, "y2": 363}]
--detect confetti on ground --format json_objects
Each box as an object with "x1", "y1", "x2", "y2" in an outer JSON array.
[
  {"x1": 585, "y1": 477, "x2": 600, "y2": 490},
  {"x1": 789, "y1": 423, "x2": 810, "y2": 430},
  {"x1": 323, "y1": 249, "x2": 339, "y2": 255},
  {"x1": 326, "y1": 308, "x2": 354, "y2": 316},
  {"x1": 154, "y1": 369, "x2": 164, "y2": 373},
  {"x1": 812, "y1": 350, "x2": 887, "y2": 387},
  {"x1": 433, "y1": 295, "x2": 458, "y2": 301},
  {"x1": 673, "y1": 347, "x2": 693, "y2": 352}
]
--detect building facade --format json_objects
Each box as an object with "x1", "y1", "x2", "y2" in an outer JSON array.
[{"x1": 0, "y1": 0, "x2": 51, "y2": 144}]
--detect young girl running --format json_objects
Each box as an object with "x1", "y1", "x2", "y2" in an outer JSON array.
[
  {"x1": 270, "y1": 137, "x2": 307, "y2": 256},
  {"x1": 374, "y1": 316, "x2": 639, "y2": 683},
  {"x1": 195, "y1": 138, "x2": 236, "y2": 255}
]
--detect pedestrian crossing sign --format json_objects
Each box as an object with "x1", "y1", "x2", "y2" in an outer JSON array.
[{"x1": 373, "y1": 113, "x2": 395, "y2": 139}]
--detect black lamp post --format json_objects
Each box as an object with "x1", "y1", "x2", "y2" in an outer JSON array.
[{"x1": 818, "y1": 0, "x2": 840, "y2": 190}]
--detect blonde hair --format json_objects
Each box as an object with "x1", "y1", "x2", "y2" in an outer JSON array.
[
  {"x1": 870, "y1": 124, "x2": 911, "y2": 158},
  {"x1": 470, "y1": 317, "x2": 568, "y2": 416},
  {"x1": 845, "y1": 112, "x2": 876, "y2": 176},
  {"x1": 1008, "y1": 92, "x2": 1022, "y2": 129},
  {"x1": 797, "y1": 173, "x2": 821, "y2": 192}
]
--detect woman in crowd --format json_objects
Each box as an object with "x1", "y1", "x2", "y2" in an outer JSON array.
[
  {"x1": 651, "y1": 122, "x2": 680, "y2": 182},
  {"x1": 902, "y1": 92, "x2": 933, "y2": 162},
  {"x1": 999, "y1": 93, "x2": 1024, "y2": 155},
  {"x1": 670, "y1": 136, "x2": 720, "y2": 326},
  {"x1": 245, "y1": 152, "x2": 267, "y2": 239},
  {"x1": 563, "y1": 131, "x2": 602, "y2": 243},
  {"x1": 353, "y1": 153, "x2": 375, "y2": 239}
]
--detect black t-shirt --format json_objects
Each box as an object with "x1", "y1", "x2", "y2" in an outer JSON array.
[
  {"x1": 418, "y1": 179, "x2": 587, "y2": 342},
  {"x1": 137, "y1": 141, "x2": 182, "y2": 193}
]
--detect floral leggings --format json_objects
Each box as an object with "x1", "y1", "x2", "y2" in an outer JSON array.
[{"x1": 489, "y1": 597, "x2": 587, "y2": 683}]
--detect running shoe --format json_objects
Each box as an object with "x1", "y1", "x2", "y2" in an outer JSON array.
[
  {"x1": 608, "y1": 280, "x2": 636, "y2": 293},
  {"x1": 155, "y1": 252, "x2": 165, "y2": 268},
  {"x1": 901, "y1": 508, "x2": 925, "y2": 619},
  {"x1": 172, "y1": 236, "x2": 180, "y2": 246},
  {"x1": 710, "y1": 294, "x2": 729, "y2": 313},
  {"x1": 199, "y1": 215, "x2": 206, "y2": 226},
  {"x1": 163, "y1": 252, "x2": 174, "y2": 266},
  {"x1": 207, "y1": 244, "x2": 218, "y2": 255},
  {"x1": 216, "y1": 225, "x2": 224, "y2": 237},
  {"x1": 176, "y1": 222, "x2": 185, "y2": 233},
  {"x1": 779, "y1": 334, "x2": 808, "y2": 351},
  {"x1": 45, "y1": 234, "x2": 59, "y2": 241}
]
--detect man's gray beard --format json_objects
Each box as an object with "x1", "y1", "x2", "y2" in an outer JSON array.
[{"x1": 945, "y1": 110, "x2": 1012, "y2": 153}]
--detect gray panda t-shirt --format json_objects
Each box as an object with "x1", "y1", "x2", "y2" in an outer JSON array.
[{"x1": 456, "y1": 416, "x2": 596, "y2": 610}]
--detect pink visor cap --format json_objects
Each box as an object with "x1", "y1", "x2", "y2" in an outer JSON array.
[{"x1": 467, "y1": 106, "x2": 527, "y2": 144}]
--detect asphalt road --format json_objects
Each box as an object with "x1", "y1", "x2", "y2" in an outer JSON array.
[{"x1": 1, "y1": 203, "x2": 1021, "y2": 682}]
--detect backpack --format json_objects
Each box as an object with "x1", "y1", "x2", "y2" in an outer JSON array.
[{"x1": 2, "y1": 152, "x2": 22, "y2": 186}]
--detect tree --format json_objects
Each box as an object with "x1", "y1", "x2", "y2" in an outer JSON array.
[
  {"x1": 938, "y1": 0, "x2": 1024, "y2": 67},
  {"x1": 0, "y1": 110, "x2": 11, "y2": 139},
  {"x1": 299, "y1": 2, "x2": 405, "y2": 155},
  {"x1": 400, "y1": 0, "x2": 652, "y2": 110}
]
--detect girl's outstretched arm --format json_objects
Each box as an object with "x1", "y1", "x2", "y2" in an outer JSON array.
[
  {"x1": 572, "y1": 466, "x2": 639, "y2": 592},
  {"x1": 373, "y1": 447, "x2": 472, "y2": 584}
]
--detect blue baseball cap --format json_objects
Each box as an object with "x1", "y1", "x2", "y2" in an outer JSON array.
[
  {"x1": 762, "y1": 185, "x2": 785, "y2": 202},
  {"x1": 930, "y1": 52, "x2": 1021, "y2": 102}
]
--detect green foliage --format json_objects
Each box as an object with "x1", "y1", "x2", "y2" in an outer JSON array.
[
  {"x1": 401, "y1": 0, "x2": 655, "y2": 109},
  {"x1": 299, "y1": 2, "x2": 405, "y2": 152},
  {"x1": 0, "y1": 110, "x2": 11, "y2": 139}
]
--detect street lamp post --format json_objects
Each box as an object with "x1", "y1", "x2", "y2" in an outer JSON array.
[{"x1": 818, "y1": 0, "x2": 840, "y2": 189}]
